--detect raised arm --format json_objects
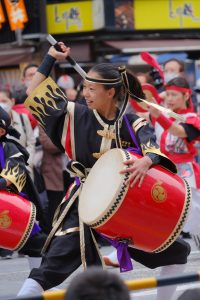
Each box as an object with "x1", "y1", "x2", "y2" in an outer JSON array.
[
  {"x1": 27, "y1": 43, "x2": 71, "y2": 95},
  {"x1": 149, "y1": 105, "x2": 188, "y2": 138}
]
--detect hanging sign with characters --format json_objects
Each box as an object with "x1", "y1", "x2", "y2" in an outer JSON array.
[
  {"x1": 0, "y1": 1, "x2": 5, "y2": 28},
  {"x1": 46, "y1": 0, "x2": 105, "y2": 34},
  {"x1": 135, "y1": 0, "x2": 200, "y2": 29},
  {"x1": 4, "y1": 0, "x2": 28, "y2": 31}
]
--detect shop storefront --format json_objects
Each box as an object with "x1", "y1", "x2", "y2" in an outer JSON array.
[{"x1": 0, "y1": 0, "x2": 200, "y2": 88}]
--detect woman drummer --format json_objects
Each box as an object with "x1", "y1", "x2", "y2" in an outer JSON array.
[
  {"x1": 148, "y1": 76, "x2": 200, "y2": 242},
  {"x1": 18, "y1": 43, "x2": 190, "y2": 300}
]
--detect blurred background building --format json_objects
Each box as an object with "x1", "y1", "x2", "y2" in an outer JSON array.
[{"x1": 0, "y1": 0, "x2": 200, "y2": 103}]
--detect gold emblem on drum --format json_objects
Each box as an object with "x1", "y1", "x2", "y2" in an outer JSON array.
[
  {"x1": 0, "y1": 210, "x2": 12, "y2": 228},
  {"x1": 151, "y1": 182, "x2": 167, "y2": 203}
]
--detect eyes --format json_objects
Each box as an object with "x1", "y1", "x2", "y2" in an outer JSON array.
[
  {"x1": 83, "y1": 84, "x2": 95, "y2": 92},
  {"x1": 0, "y1": 99, "x2": 9, "y2": 103},
  {"x1": 166, "y1": 91, "x2": 182, "y2": 98},
  {"x1": 83, "y1": 82, "x2": 105, "y2": 94},
  {"x1": 83, "y1": 86, "x2": 95, "y2": 91}
]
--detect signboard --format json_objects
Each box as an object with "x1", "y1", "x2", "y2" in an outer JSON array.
[
  {"x1": 0, "y1": 1, "x2": 5, "y2": 28},
  {"x1": 114, "y1": 0, "x2": 134, "y2": 29},
  {"x1": 135, "y1": 0, "x2": 200, "y2": 29},
  {"x1": 4, "y1": 0, "x2": 28, "y2": 31},
  {"x1": 46, "y1": 0, "x2": 105, "y2": 34}
]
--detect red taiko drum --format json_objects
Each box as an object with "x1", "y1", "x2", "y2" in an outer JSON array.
[
  {"x1": 79, "y1": 149, "x2": 191, "y2": 252},
  {"x1": 0, "y1": 191, "x2": 36, "y2": 250}
]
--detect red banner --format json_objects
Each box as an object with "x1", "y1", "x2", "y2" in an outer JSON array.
[
  {"x1": 0, "y1": 1, "x2": 5, "y2": 28},
  {"x1": 4, "y1": 0, "x2": 28, "y2": 31}
]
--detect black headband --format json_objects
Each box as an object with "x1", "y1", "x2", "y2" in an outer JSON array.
[{"x1": 85, "y1": 76, "x2": 122, "y2": 85}]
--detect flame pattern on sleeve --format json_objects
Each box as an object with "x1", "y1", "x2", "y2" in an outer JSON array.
[
  {"x1": 1, "y1": 160, "x2": 26, "y2": 192},
  {"x1": 1, "y1": 143, "x2": 27, "y2": 192},
  {"x1": 25, "y1": 77, "x2": 67, "y2": 128}
]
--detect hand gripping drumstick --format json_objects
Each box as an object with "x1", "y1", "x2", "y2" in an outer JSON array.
[
  {"x1": 46, "y1": 35, "x2": 184, "y2": 122},
  {"x1": 46, "y1": 34, "x2": 87, "y2": 79}
]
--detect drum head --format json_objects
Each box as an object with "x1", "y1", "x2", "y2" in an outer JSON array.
[{"x1": 79, "y1": 148, "x2": 130, "y2": 225}]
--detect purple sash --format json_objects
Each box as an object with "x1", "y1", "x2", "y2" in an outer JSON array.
[{"x1": 123, "y1": 115, "x2": 142, "y2": 155}]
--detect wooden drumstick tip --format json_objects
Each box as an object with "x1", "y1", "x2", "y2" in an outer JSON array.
[{"x1": 46, "y1": 34, "x2": 57, "y2": 46}]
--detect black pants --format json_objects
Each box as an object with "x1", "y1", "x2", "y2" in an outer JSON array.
[
  {"x1": 128, "y1": 237, "x2": 191, "y2": 269},
  {"x1": 46, "y1": 190, "x2": 65, "y2": 233},
  {"x1": 29, "y1": 199, "x2": 102, "y2": 290},
  {"x1": 20, "y1": 231, "x2": 47, "y2": 257},
  {"x1": 28, "y1": 199, "x2": 191, "y2": 290}
]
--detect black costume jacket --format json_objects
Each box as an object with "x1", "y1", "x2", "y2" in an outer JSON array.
[
  {"x1": 0, "y1": 141, "x2": 26, "y2": 192},
  {"x1": 0, "y1": 140, "x2": 45, "y2": 229},
  {"x1": 25, "y1": 77, "x2": 176, "y2": 172}
]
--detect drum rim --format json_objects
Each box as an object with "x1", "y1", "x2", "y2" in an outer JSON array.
[
  {"x1": 15, "y1": 202, "x2": 36, "y2": 251},
  {"x1": 88, "y1": 149, "x2": 131, "y2": 228},
  {"x1": 154, "y1": 178, "x2": 191, "y2": 253}
]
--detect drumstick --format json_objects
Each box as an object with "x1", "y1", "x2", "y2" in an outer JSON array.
[
  {"x1": 47, "y1": 35, "x2": 184, "y2": 122},
  {"x1": 132, "y1": 95, "x2": 185, "y2": 122},
  {"x1": 46, "y1": 34, "x2": 87, "y2": 79}
]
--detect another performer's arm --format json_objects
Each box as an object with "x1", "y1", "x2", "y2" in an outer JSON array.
[
  {"x1": 0, "y1": 143, "x2": 27, "y2": 192},
  {"x1": 149, "y1": 104, "x2": 187, "y2": 138},
  {"x1": 150, "y1": 106, "x2": 200, "y2": 141}
]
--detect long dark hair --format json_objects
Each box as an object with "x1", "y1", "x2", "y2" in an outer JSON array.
[{"x1": 90, "y1": 63, "x2": 145, "y2": 103}]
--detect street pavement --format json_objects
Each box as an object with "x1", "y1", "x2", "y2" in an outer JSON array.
[{"x1": 1, "y1": 238, "x2": 200, "y2": 300}]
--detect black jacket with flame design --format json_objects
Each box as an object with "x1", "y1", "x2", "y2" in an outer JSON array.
[
  {"x1": 25, "y1": 77, "x2": 176, "y2": 173},
  {"x1": 0, "y1": 140, "x2": 46, "y2": 227},
  {"x1": 0, "y1": 141, "x2": 26, "y2": 193}
]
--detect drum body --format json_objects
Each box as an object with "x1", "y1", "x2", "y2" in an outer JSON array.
[
  {"x1": 0, "y1": 191, "x2": 36, "y2": 250},
  {"x1": 79, "y1": 149, "x2": 191, "y2": 253}
]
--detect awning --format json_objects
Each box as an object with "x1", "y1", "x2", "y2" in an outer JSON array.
[
  {"x1": 0, "y1": 47, "x2": 35, "y2": 67},
  {"x1": 61, "y1": 40, "x2": 92, "y2": 62},
  {"x1": 104, "y1": 39, "x2": 200, "y2": 53}
]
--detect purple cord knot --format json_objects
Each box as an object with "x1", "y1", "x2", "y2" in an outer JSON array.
[
  {"x1": 30, "y1": 222, "x2": 41, "y2": 237},
  {"x1": 100, "y1": 233, "x2": 133, "y2": 272}
]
